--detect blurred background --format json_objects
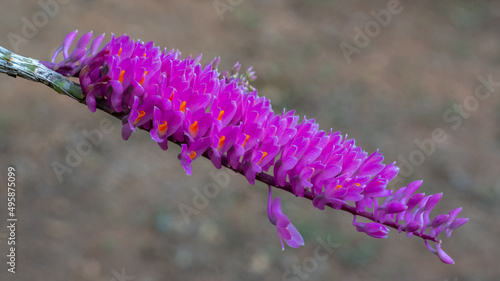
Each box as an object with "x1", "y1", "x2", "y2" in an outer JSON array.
[{"x1": 0, "y1": 0, "x2": 499, "y2": 280}]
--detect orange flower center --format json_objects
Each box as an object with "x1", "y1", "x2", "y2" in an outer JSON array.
[
  {"x1": 118, "y1": 70, "x2": 125, "y2": 83},
  {"x1": 217, "y1": 110, "x2": 225, "y2": 121},
  {"x1": 217, "y1": 136, "x2": 226, "y2": 150},
  {"x1": 258, "y1": 151, "x2": 268, "y2": 164},
  {"x1": 189, "y1": 121, "x2": 199, "y2": 137},
  {"x1": 188, "y1": 151, "x2": 196, "y2": 159},
  {"x1": 139, "y1": 71, "x2": 148, "y2": 86},
  {"x1": 158, "y1": 121, "x2": 168, "y2": 136},
  {"x1": 180, "y1": 101, "x2": 186, "y2": 113},
  {"x1": 242, "y1": 134, "x2": 250, "y2": 147},
  {"x1": 133, "y1": 111, "x2": 145, "y2": 125}
]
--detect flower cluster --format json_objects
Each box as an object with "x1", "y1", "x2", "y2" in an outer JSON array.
[{"x1": 45, "y1": 30, "x2": 468, "y2": 264}]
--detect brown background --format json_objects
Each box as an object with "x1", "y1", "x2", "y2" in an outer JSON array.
[{"x1": 0, "y1": 0, "x2": 499, "y2": 280}]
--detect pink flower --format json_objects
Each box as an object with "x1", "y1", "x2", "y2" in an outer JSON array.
[{"x1": 267, "y1": 186, "x2": 304, "y2": 250}]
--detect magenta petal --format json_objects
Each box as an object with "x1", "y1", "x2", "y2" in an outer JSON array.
[
  {"x1": 312, "y1": 194, "x2": 327, "y2": 210},
  {"x1": 209, "y1": 149, "x2": 222, "y2": 169},
  {"x1": 357, "y1": 151, "x2": 384, "y2": 177},
  {"x1": 60, "y1": 30, "x2": 78, "y2": 59},
  {"x1": 277, "y1": 226, "x2": 292, "y2": 240},
  {"x1": 271, "y1": 198, "x2": 284, "y2": 221},
  {"x1": 157, "y1": 139, "x2": 168, "y2": 150},
  {"x1": 90, "y1": 33, "x2": 105, "y2": 55},
  {"x1": 385, "y1": 202, "x2": 407, "y2": 214},
  {"x1": 365, "y1": 223, "x2": 389, "y2": 238},
  {"x1": 284, "y1": 223, "x2": 305, "y2": 248},
  {"x1": 436, "y1": 243, "x2": 455, "y2": 264},
  {"x1": 431, "y1": 214, "x2": 449, "y2": 228},
  {"x1": 281, "y1": 156, "x2": 299, "y2": 170},
  {"x1": 66, "y1": 47, "x2": 86, "y2": 62},
  {"x1": 353, "y1": 216, "x2": 389, "y2": 239},
  {"x1": 268, "y1": 193, "x2": 304, "y2": 250},
  {"x1": 363, "y1": 179, "x2": 387, "y2": 197},
  {"x1": 121, "y1": 119, "x2": 133, "y2": 140},
  {"x1": 379, "y1": 162, "x2": 399, "y2": 181},
  {"x1": 446, "y1": 218, "x2": 469, "y2": 238},
  {"x1": 76, "y1": 31, "x2": 93, "y2": 49},
  {"x1": 85, "y1": 90, "x2": 97, "y2": 113},
  {"x1": 179, "y1": 144, "x2": 193, "y2": 175},
  {"x1": 404, "y1": 221, "x2": 422, "y2": 234},
  {"x1": 108, "y1": 80, "x2": 124, "y2": 112}
]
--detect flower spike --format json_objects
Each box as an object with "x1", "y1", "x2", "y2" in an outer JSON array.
[{"x1": 41, "y1": 30, "x2": 469, "y2": 264}]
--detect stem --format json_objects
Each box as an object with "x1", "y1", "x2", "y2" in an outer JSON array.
[
  {"x1": 0, "y1": 46, "x2": 439, "y2": 244},
  {"x1": 0, "y1": 46, "x2": 83, "y2": 100}
]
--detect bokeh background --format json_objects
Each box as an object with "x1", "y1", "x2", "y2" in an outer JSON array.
[{"x1": 1, "y1": 0, "x2": 499, "y2": 280}]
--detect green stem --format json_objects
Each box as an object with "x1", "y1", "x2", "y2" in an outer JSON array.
[{"x1": 0, "y1": 46, "x2": 83, "y2": 100}]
